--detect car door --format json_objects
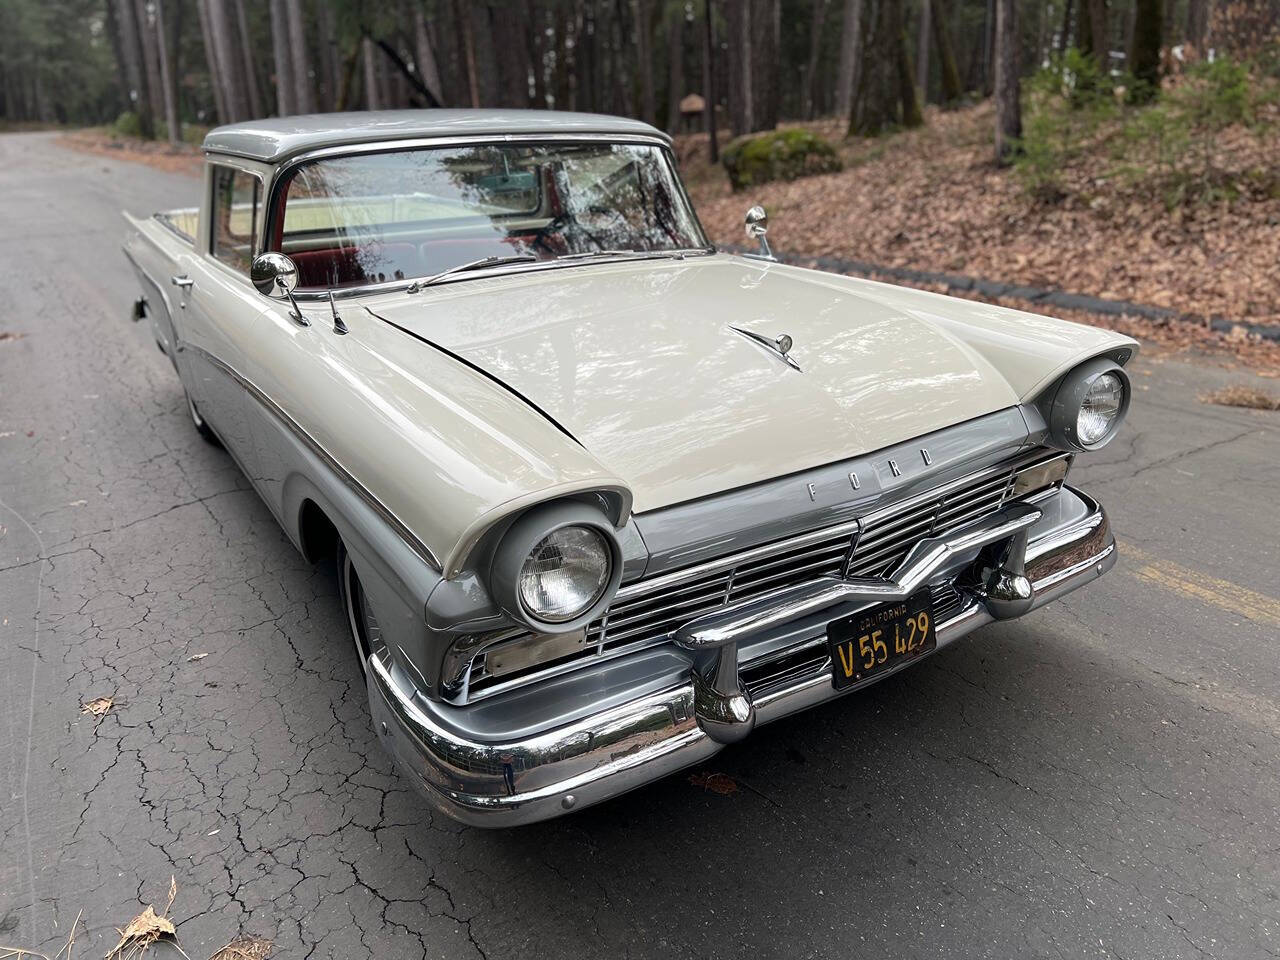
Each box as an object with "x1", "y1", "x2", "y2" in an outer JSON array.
[{"x1": 176, "y1": 161, "x2": 271, "y2": 478}]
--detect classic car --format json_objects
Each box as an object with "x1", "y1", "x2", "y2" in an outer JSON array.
[{"x1": 122, "y1": 109, "x2": 1134, "y2": 827}]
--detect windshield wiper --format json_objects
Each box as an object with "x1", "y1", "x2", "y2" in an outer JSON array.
[
  {"x1": 405, "y1": 253, "x2": 538, "y2": 293},
  {"x1": 555, "y1": 248, "x2": 714, "y2": 263}
]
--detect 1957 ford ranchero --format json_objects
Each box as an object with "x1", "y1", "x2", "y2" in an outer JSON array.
[{"x1": 123, "y1": 110, "x2": 1134, "y2": 826}]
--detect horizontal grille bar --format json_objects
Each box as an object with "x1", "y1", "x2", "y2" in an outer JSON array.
[{"x1": 464, "y1": 446, "x2": 1064, "y2": 700}]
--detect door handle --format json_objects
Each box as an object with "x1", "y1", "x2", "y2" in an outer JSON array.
[{"x1": 170, "y1": 275, "x2": 194, "y2": 290}]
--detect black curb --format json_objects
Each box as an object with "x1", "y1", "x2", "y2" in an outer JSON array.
[{"x1": 724, "y1": 246, "x2": 1280, "y2": 343}]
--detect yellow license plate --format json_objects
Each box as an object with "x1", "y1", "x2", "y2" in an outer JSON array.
[{"x1": 827, "y1": 592, "x2": 936, "y2": 689}]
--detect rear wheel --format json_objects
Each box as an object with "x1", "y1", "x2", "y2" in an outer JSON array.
[{"x1": 338, "y1": 541, "x2": 387, "y2": 678}]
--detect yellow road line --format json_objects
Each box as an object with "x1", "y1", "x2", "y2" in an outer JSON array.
[{"x1": 1121, "y1": 544, "x2": 1280, "y2": 628}]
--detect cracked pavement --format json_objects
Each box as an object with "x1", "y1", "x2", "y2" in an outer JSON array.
[{"x1": 2, "y1": 131, "x2": 1279, "y2": 959}]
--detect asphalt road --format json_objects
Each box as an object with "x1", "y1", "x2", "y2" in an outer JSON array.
[{"x1": 2, "y1": 131, "x2": 1278, "y2": 960}]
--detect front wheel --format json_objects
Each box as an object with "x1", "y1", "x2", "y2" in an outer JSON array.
[
  {"x1": 184, "y1": 389, "x2": 221, "y2": 446},
  {"x1": 337, "y1": 541, "x2": 388, "y2": 679}
]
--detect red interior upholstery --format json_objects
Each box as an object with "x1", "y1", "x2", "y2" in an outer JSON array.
[{"x1": 291, "y1": 242, "x2": 423, "y2": 288}]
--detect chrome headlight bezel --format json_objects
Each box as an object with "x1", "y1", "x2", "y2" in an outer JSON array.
[
  {"x1": 488, "y1": 502, "x2": 623, "y2": 632},
  {"x1": 1047, "y1": 357, "x2": 1132, "y2": 452}
]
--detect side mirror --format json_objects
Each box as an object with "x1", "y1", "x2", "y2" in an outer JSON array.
[
  {"x1": 251, "y1": 252, "x2": 306, "y2": 326},
  {"x1": 743, "y1": 205, "x2": 775, "y2": 262}
]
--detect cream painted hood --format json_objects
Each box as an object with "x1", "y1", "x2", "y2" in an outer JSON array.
[{"x1": 364, "y1": 256, "x2": 1128, "y2": 513}]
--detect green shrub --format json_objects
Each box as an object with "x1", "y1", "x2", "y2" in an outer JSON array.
[
  {"x1": 113, "y1": 110, "x2": 142, "y2": 138},
  {"x1": 721, "y1": 129, "x2": 843, "y2": 192},
  {"x1": 1016, "y1": 50, "x2": 1278, "y2": 209}
]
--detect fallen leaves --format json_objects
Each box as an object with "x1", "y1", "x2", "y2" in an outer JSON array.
[
  {"x1": 680, "y1": 99, "x2": 1280, "y2": 369},
  {"x1": 1200, "y1": 385, "x2": 1280, "y2": 410},
  {"x1": 80, "y1": 697, "x2": 114, "y2": 719},
  {"x1": 0, "y1": 331, "x2": 24, "y2": 343},
  {"x1": 105, "y1": 877, "x2": 183, "y2": 960},
  {"x1": 208, "y1": 935, "x2": 272, "y2": 960},
  {"x1": 689, "y1": 772, "x2": 739, "y2": 796}
]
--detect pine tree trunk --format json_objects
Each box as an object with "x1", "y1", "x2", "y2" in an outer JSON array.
[
  {"x1": 453, "y1": 0, "x2": 480, "y2": 106},
  {"x1": 153, "y1": 0, "x2": 181, "y2": 143},
  {"x1": 994, "y1": 0, "x2": 1021, "y2": 164},
  {"x1": 1059, "y1": 0, "x2": 1074, "y2": 52},
  {"x1": 361, "y1": 37, "x2": 380, "y2": 110},
  {"x1": 931, "y1": 0, "x2": 962, "y2": 104},
  {"x1": 207, "y1": 0, "x2": 249, "y2": 121},
  {"x1": 115, "y1": 0, "x2": 156, "y2": 137},
  {"x1": 725, "y1": 0, "x2": 753, "y2": 134},
  {"x1": 285, "y1": 0, "x2": 315, "y2": 114},
  {"x1": 269, "y1": 0, "x2": 294, "y2": 115},
  {"x1": 316, "y1": 1, "x2": 340, "y2": 110},
  {"x1": 803, "y1": 0, "x2": 828, "y2": 119},
  {"x1": 1088, "y1": 0, "x2": 1108, "y2": 65},
  {"x1": 133, "y1": 0, "x2": 164, "y2": 133},
  {"x1": 835, "y1": 0, "x2": 863, "y2": 117},
  {"x1": 1130, "y1": 0, "x2": 1162, "y2": 100},
  {"x1": 104, "y1": 0, "x2": 131, "y2": 118},
  {"x1": 233, "y1": 0, "x2": 264, "y2": 117},
  {"x1": 851, "y1": 0, "x2": 900, "y2": 135},
  {"x1": 1185, "y1": 0, "x2": 1210, "y2": 54},
  {"x1": 195, "y1": 0, "x2": 228, "y2": 123},
  {"x1": 411, "y1": 1, "x2": 445, "y2": 105},
  {"x1": 916, "y1": 0, "x2": 930, "y2": 101},
  {"x1": 896, "y1": 20, "x2": 923, "y2": 127},
  {"x1": 667, "y1": 9, "x2": 685, "y2": 132},
  {"x1": 634, "y1": 0, "x2": 656, "y2": 124},
  {"x1": 703, "y1": 0, "x2": 718, "y2": 161}
]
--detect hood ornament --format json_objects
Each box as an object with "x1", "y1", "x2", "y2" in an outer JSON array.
[{"x1": 729, "y1": 325, "x2": 801, "y2": 372}]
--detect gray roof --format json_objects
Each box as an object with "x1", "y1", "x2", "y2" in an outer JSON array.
[{"x1": 202, "y1": 109, "x2": 671, "y2": 162}]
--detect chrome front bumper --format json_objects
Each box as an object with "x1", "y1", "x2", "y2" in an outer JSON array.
[{"x1": 368, "y1": 486, "x2": 1115, "y2": 827}]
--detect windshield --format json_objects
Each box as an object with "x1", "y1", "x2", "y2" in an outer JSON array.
[{"x1": 270, "y1": 141, "x2": 709, "y2": 290}]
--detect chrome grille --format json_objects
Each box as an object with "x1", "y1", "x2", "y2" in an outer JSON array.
[{"x1": 464, "y1": 447, "x2": 1069, "y2": 701}]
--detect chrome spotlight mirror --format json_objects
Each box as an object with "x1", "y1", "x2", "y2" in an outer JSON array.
[
  {"x1": 743, "y1": 205, "x2": 775, "y2": 262},
  {"x1": 251, "y1": 252, "x2": 306, "y2": 325}
]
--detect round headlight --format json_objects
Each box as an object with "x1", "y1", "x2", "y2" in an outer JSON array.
[
  {"x1": 1077, "y1": 372, "x2": 1124, "y2": 445},
  {"x1": 517, "y1": 526, "x2": 612, "y2": 623},
  {"x1": 1048, "y1": 358, "x2": 1131, "y2": 451}
]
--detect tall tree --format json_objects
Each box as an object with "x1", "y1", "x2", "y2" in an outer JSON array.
[
  {"x1": 1185, "y1": 0, "x2": 1210, "y2": 53},
  {"x1": 233, "y1": 0, "x2": 264, "y2": 117},
  {"x1": 916, "y1": 0, "x2": 930, "y2": 101},
  {"x1": 410, "y1": 0, "x2": 445, "y2": 106},
  {"x1": 851, "y1": 0, "x2": 904, "y2": 134},
  {"x1": 803, "y1": 0, "x2": 829, "y2": 119},
  {"x1": 133, "y1": 0, "x2": 164, "y2": 130},
  {"x1": 195, "y1": 0, "x2": 228, "y2": 123},
  {"x1": 702, "y1": 0, "x2": 718, "y2": 161},
  {"x1": 153, "y1": 0, "x2": 181, "y2": 143},
  {"x1": 285, "y1": 0, "x2": 314, "y2": 113},
  {"x1": 993, "y1": 0, "x2": 1021, "y2": 164},
  {"x1": 634, "y1": 0, "x2": 656, "y2": 124},
  {"x1": 1059, "y1": 0, "x2": 1075, "y2": 52},
  {"x1": 453, "y1": 0, "x2": 480, "y2": 106},
  {"x1": 362, "y1": 36, "x2": 381, "y2": 109},
  {"x1": 932, "y1": 0, "x2": 963, "y2": 104},
  {"x1": 1130, "y1": 0, "x2": 1162, "y2": 100},
  {"x1": 896, "y1": 7, "x2": 924, "y2": 127},
  {"x1": 1081, "y1": 0, "x2": 1108, "y2": 65},
  {"x1": 725, "y1": 0, "x2": 754, "y2": 134},
  {"x1": 835, "y1": 0, "x2": 864, "y2": 117},
  {"x1": 269, "y1": 0, "x2": 294, "y2": 115},
  {"x1": 667, "y1": 7, "x2": 685, "y2": 133},
  {"x1": 207, "y1": 0, "x2": 249, "y2": 120},
  {"x1": 115, "y1": 0, "x2": 155, "y2": 136}
]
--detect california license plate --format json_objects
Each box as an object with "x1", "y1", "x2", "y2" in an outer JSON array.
[{"x1": 827, "y1": 592, "x2": 936, "y2": 689}]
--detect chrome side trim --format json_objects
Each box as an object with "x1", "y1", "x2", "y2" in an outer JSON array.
[{"x1": 178, "y1": 341, "x2": 442, "y2": 571}]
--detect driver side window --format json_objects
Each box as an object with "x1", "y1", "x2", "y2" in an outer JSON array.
[{"x1": 211, "y1": 164, "x2": 261, "y2": 274}]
